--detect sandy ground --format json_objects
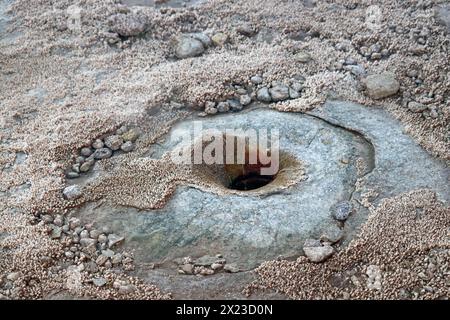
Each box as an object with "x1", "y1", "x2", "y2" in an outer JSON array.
[{"x1": 0, "y1": 0, "x2": 449, "y2": 299}]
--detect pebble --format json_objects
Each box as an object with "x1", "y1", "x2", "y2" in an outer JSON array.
[
  {"x1": 294, "y1": 51, "x2": 312, "y2": 63},
  {"x1": 333, "y1": 201, "x2": 353, "y2": 221},
  {"x1": 250, "y1": 75, "x2": 263, "y2": 85},
  {"x1": 41, "y1": 214, "x2": 54, "y2": 224},
  {"x1": 92, "y1": 277, "x2": 107, "y2": 287},
  {"x1": 80, "y1": 159, "x2": 94, "y2": 172},
  {"x1": 62, "y1": 185, "x2": 82, "y2": 201},
  {"x1": 75, "y1": 156, "x2": 85, "y2": 164},
  {"x1": 93, "y1": 148, "x2": 113, "y2": 160},
  {"x1": 289, "y1": 88, "x2": 300, "y2": 99},
  {"x1": 256, "y1": 87, "x2": 272, "y2": 102},
  {"x1": 108, "y1": 234, "x2": 125, "y2": 248},
  {"x1": 121, "y1": 141, "x2": 135, "y2": 152},
  {"x1": 79, "y1": 230, "x2": 90, "y2": 239},
  {"x1": 194, "y1": 255, "x2": 217, "y2": 266},
  {"x1": 102, "y1": 249, "x2": 115, "y2": 258},
  {"x1": 110, "y1": 13, "x2": 146, "y2": 37},
  {"x1": 408, "y1": 101, "x2": 427, "y2": 113},
  {"x1": 190, "y1": 33, "x2": 211, "y2": 47},
  {"x1": 7, "y1": 272, "x2": 21, "y2": 282},
  {"x1": 53, "y1": 216, "x2": 64, "y2": 227},
  {"x1": 217, "y1": 101, "x2": 230, "y2": 113},
  {"x1": 116, "y1": 125, "x2": 128, "y2": 135},
  {"x1": 121, "y1": 128, "x2": 140, "y2": 142},
  {"x1": 180, "y1": 263, "x2": 194, "y2": 275},
  {"x1": 71, "y1": 163, "x2": 80, "y2": 173},
  {"x1": 211, "y1": 263, "x2": 223, "y2": 271},
  {"x1": 269, "y1": 84, "x2": 290, "y2": 102},
  {"x1": 174, "y1": 35, "x2": 205, "y2": 59},
  {"x1": 98, "y1": 234, "x2": 108, "y2": 244},
  {"x1": 239, "y1": 94, "x2": 252, "y2": 106},
  {"x1": 80, "y1": 147, "x2": 93, "y2": 157},
  {"x1": 223, "y1": 263, "x2": 240, "y2": 273},
  {"x1": 65, "y1": 251, "x2": 74, "y2": 259},
  {"x1": 236, "y1": 23, "x2": 256, "y2": 37},
  {"x1": 96, "y1": 254, "x2": 108, "y2": 266},
  {"x1": 228, "y1": 99, "x2": 243, "y2": 111},
  {"x1": 66, "y1": 171, "x2": 80, "y2": 179},
  {"x1": 104, "y1": 135, "x2": 123, "y2": 151},
  {"x1": 211, "y1": 32, "x2": 228, "y2": 46},
  {"x1": 303, "y1": 240, "x2": 334, "y2": 263},
  {"x1": 92, "y1": 139, "x2": 104, "y2": 149},
  {"x1": 111, "y1": 253, "x2": 123, "y2": 264},
  {"x1": 118, "y1": 284, "x2": 136, "y2": 294},
  {"x1": 345, "y1": 65, "x2": 366, "y2": 77},
  {"x1": 363, "y1": 73, "x2": 400, "y2": 99},
  {"x1": 69, "y1": 218, "x2": 81, "y2": 230},
  {"x1": 80, "y1": 238, "x2": 97, "y2": 248},
  {"x1": 50, "y1": 226, "x2": 62, "y2": 239}
]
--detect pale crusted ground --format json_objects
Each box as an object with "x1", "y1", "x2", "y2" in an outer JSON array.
[{"x1": 0, "y1": 0, "x2": 449, "y2": 299}]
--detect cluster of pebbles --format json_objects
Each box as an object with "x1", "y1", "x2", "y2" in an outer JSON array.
[
  {"x1": 66, "y1": 126, "x2": 141, "y2": 179},
  {"x1": 199, "y1": 74, "x2": 305, "y2": 116},
  {"x1": 32, "y1": 212, "x2": 137, "y2": 290},
  {"x1": 301, "y1": 201, "x2": 353, "y2": 263},
  {"x1": 175, "y1": 255, "x2": 240, "y2": 276}
]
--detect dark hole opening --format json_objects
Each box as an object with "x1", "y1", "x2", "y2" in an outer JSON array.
[{"x1": 229, "y1": 172, "x2": 275, "y2": 191}]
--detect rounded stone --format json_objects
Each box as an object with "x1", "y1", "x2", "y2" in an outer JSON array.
[
  {"x1": 256, "y1": 87, "x2": 272, "y2": 102},
  {"x1": 363, "y1": 73, "x2": 400, "y2": 99},
  {"x1": 80, "y1": 147, "x2": 93, "y2": 157},
  {"x1": 333, "y1": 201, "x2": 353, "y2": 221},
  {"x1": 62, "y1": 185, "x2": 82, "y2": 201},
  {"x1": 250, "y1": 75, "x2": 263, "y2": 84},
  {"x1": 269, "y1": 84, "x2": 290, "y2": 102},
  {"x1": 239, "y1": 94, "x2": 252, "y2": 106},
  {"x1": 174, "y1": 35, "x2": 205, "y2": 59},
  {"x1": 121, "y1": 141, "x2": 135, "y2": 152},
  {"x1": 93, "y1": 148, "x2": 113, "y2": 160},
  {"x1": 211, "y1": 32, "x2": 228, "y2": 46},
  {"x1": 121, "y1": 128, "x2": 140, "y2": 142},
  {"x1": 104, "y1": 135, "x2": 124, "y2": 151},
  {"x1": 80, "y1": 160, "x2": 94, "y2": 172},
  {"x1": 92, "y1": 139, "x2": 104, "y2": 149},
  {"x1": 216, "y1": 101, "x2": 230, "y2": 113}
]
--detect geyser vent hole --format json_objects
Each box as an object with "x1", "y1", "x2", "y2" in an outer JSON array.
[{"x1": 229, "y1": 171, "x2": 275, "y2": 191}]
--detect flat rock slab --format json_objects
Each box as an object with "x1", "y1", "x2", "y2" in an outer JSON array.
[
  {"x1": 77, "y1": 107, "x2": 373, "y2": 270},
  {"x1": 74, "y1": 100, "x2": 449, "y2": 298}
]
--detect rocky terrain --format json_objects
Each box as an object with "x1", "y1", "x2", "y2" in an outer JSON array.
[{"x1": 0, "y1": 0, "x2": 449, "y2": 300}]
